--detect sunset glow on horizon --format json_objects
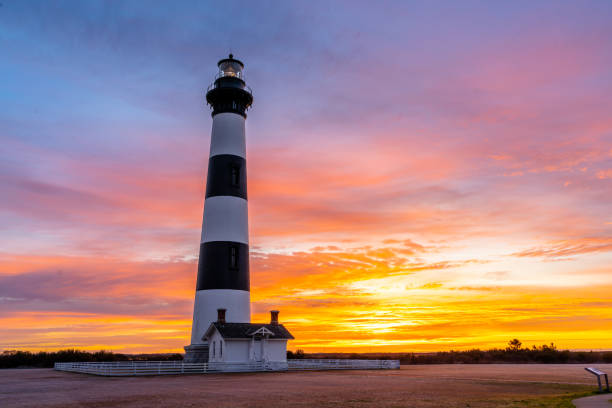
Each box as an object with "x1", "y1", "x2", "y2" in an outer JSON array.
[{"x1": 1, "y1": 1, "x2": 611, "y2": 353}]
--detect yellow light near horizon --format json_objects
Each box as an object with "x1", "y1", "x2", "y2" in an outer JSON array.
[{"x1": 2, "y1": 245, "x2": 612, "y2": 354}]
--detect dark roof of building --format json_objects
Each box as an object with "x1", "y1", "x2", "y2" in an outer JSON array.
[{"x1": 204, "y1": 322, "x2": 294, "y2": 340}]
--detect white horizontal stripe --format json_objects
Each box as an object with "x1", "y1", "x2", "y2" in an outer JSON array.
[
  {"x1": 209, "y1": 112, "x2": 246, "y2": 159},
  {"x1": 201, "y1": 196, "x2": 249, "y2": 244},
  {"x1": 190, "y1": 289, "x2": 251, "y2": 344}
]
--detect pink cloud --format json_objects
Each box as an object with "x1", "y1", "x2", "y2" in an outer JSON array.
[{"x1": 597, "y1": 169, "x2": 612, "y2": 179}]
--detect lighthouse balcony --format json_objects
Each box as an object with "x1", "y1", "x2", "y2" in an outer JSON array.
[
  {"x1": 206, "y1": 81, "x2": 253, "y2": 118},
  {"x1": 206, "y1": 78, "x2": 253, "y2": 97}
]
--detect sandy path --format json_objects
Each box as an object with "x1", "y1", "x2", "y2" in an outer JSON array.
[{"x1": 573, "y1": 394, "x2": 612, "y2": 407}]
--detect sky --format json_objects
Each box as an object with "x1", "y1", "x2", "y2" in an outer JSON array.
[{"x1": 1, "y1": 0, "x2": 611, "y2": 353}]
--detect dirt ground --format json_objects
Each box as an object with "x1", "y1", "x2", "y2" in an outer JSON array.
[{"x1": 1, "y1": 364, "x2": 609, "y2": 408}]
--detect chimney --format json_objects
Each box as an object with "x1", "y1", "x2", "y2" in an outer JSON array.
[
  {"x1": 270, "y1": 310, "x2": 279, "y2": 325},
  {"x1": 217, "y1": 308, "x2": 226, "y2": 324}
]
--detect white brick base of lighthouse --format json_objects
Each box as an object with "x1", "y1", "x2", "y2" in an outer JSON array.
[{"x1": 184, "y1": 55, "x2": 253, "y2": 363}]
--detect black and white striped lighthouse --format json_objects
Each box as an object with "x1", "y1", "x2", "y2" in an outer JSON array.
[{"x1": 184, "y1": 55, "x2": 253, "y2": 363}]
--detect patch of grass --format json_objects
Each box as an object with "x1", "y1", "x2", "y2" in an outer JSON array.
[
  {"x1": 462, "y1": 387, "x2": 595, "y2": 408},
  {"x1": 502, "y1": 391, "x2": 595, "y2": 408}
]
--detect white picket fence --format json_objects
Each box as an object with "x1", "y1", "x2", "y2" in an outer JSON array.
[
  {"x1": 54, "y1": 359, "x2": 399, "y2": 376},
  {"x1": 288, "y1": 359, "x2": 400, "y2": 371},
  {"x1": 55, "y1": 361, "x2": 208, "y2": 376}
]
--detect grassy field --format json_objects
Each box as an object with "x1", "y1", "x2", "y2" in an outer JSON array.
[{"x1": 1, "y1": 364, "x2": 609, "y2": 407}]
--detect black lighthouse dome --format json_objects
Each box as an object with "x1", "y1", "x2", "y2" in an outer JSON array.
[{"x1": 206, "y1": 54, "x2": 253, "y2": 118}]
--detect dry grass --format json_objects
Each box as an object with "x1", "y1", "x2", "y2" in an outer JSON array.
[{"x1": 1, "y1": 364, "x2": 609, "y2": 408}]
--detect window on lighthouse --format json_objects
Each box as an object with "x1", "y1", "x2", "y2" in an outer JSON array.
[
  {"x1": 219, "y1": 60, "x2": 243, "y2": 79},
  {"x1": 231, "y1": 166, "x2": 240, "y2": 187},
  {"x1": 229, "y1": 246, "x2": 238, "y2": 269}
]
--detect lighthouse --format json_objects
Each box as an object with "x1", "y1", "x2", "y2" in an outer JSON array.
[{"x1": 184, "y1": 55, "x2": 254, "y2": 363}]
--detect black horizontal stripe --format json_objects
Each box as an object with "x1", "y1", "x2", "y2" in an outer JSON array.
[
  {"x1": 196, "y1": 241, "x2": 249, "y2": 291},
  {"x1": 205, "y1": 155, "x2": 247, "y2": 200},
  {"x1": 206, "y1": 83, "x2": 253, "y2": 118}
]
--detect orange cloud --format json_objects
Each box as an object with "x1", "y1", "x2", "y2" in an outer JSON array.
[
  {"x1": 2, "y1": 235, "x2": 612, "y2": 353},
  {"x1": 597, "y1": 169, "x2": 612, "y2": 179},
  {"x1": 512, "y1": 238, "x2": 612, "y2": 259}
]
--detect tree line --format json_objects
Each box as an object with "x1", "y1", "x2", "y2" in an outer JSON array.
[
  {"x1": 292, "y1": 340, "x2": 612, "y2": 364},
  {"x1": 400, "y1": 340, "x2": 612, "y2": 364},
  {"x1": 0, "y1": 349, "x2": 182, "y2": 369},
  {"x1": 2, "y1": 340, "x2": 611, "y2": 368}
]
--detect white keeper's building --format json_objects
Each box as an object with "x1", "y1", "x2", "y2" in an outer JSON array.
[{"x1": 204, "y1": 309, "x2": 294, "y2": 367}]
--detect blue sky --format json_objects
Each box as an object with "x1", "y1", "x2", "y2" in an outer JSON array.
[{"x1": 1, "y1": 0, "x2": 611, "y2": 352}]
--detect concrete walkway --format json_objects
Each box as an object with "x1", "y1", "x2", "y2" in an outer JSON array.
[{"x1": 573, "y1": 394, "x2": 612, "y2": 407}]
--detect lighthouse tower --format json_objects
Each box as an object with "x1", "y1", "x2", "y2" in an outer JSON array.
[{"x1": 184, "y1": 55, "x2": 253, "y2": 363}]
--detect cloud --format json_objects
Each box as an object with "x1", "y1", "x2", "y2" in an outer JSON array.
[
  {"x1": 512, "y1": 238, "x2": 612, "y2": 259},
  {"x1": 597, "y1": 170, "x2": 612, "y2": 179},
  {"x1": 1, "y1": 1, "x2": 612, "y2": 352}
]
